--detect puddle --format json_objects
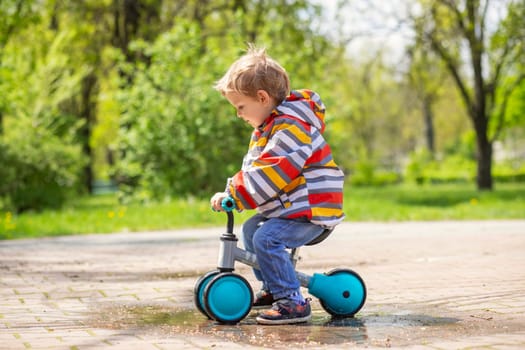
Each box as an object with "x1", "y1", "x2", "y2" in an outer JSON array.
[{"x1": 90, "y1": 304, "x2": 466, "y2": 347}]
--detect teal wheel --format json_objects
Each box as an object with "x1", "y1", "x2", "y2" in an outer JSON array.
[
  {"x1": 318, "y1": 268, "x2": 366, "y2": 317},
  {"x1": 203, "y1": 272, "x2": 253, "y2": 324},
  {"x1": 193, "y1": 270, "x2": 220, "y2": 319}
]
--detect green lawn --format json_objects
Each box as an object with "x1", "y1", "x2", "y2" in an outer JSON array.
[
  {"x1": 1, "y1": 182, "x2": 524, "y2": 240},
  {"x1": 344, "y1": 182, "x2": 525, "y2": 221}
]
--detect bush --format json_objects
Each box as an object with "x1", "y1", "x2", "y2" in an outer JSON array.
[
  {"x1": 493, "y1": 162, "x2": 525, "y2": 183},
  {"x1": 404, "y1": 150, "x2": 476, "y2": 185},
  {"x1": 404, "y1": 148, "x2": 433, "y2": 184},
  {"x1": 493, "y1": 173, "x2": 525, "y2": 183},
  {"x1": 349, "y1": 159, "x2": 401, "y2": 186},
  {"x1": 0, "y1": 127, "x2": 85, "y2": 213},
  {"x1": 115, "y1": 22, "x2": 248, "y2": 201}
]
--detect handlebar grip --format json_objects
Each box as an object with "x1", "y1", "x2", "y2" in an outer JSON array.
[{"x1": 221, "y1": 197, "x2": 236, "y2": 212}]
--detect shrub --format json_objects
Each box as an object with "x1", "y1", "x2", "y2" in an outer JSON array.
[
  {"x1": 493, "y1": 162, "x2": 525, "y2": 183},
  {"x1": 115, "y1": 22, "x2": 248, "y2": 201},
  {"x1": 404, "y1": 150, "x2": 476, "y2": 185},
  {"x1": 0, "y1": 127, "x2": 85, "y2": 213},
  {"x1": 349, "y1": 159, "x2": 401, "y2": 186},
  {"x1": 404, "y1": 148, "x2": 433, "y2": 184}
]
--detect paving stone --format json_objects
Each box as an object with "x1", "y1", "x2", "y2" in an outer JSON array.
[{"x1": 0, "y1": 220, "x2": 524, "y2": 349}]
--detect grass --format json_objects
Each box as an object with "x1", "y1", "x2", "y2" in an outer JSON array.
[
  {"x1": 344, "y1": 182, "x2": 525, "y2": 221},
  {"x1": 1, "y1": 182, "x2": 524, "y2": 240}
]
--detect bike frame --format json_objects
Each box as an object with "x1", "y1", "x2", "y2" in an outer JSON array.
[{"x1": 216, "y1": 211, "x2": 312, "y2": 288}]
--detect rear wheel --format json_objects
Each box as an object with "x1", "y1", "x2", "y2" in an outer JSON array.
[{"x1": 318, "y1": 268, "x2": 366, "y2": 317}]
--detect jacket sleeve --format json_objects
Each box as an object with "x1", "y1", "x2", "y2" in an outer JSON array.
[{"x1": 228, "y1": 117, "x2": 312, "y2": 210}]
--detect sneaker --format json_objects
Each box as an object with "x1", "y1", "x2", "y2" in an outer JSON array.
[
  {"x1": 256, "y1": 298, "x2": 311, "y2": 325},
  {"x1": 253, "y1": 290, "x2": 275, "y2": 309}
]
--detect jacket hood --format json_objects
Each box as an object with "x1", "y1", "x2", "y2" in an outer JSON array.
[{"x1": 275, "y1": 89, "x2": 326, "y2": 133}]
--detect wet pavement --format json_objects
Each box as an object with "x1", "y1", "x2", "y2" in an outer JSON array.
[{"x1": 1, "y1": 220, "x2": 524, "y2": 349}]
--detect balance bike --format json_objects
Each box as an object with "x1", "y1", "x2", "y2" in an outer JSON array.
[{"x1": 193, "y1": 197, "x2": 366, "y2": 324}]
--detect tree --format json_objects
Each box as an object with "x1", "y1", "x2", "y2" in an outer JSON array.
[
  {"x1": 406, "y1": 39, "x2": 449, "y2": 156},
  {"x1": 114, "y1": 0, "x2": 343, "y2": 200},
  {"x1": 0, "y1": 0, "x2": 38, "y2": 134},
  {"x1": 0, "y1": 25, "x2": 88, "y2": 212},
  {"x1": 42, "y1": 0, "x2": 166, "y2": 193},
  {"x1": 413, "y1": 0, "x2": 525, "y2": 190}
]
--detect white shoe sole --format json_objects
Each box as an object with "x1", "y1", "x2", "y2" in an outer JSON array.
[{"x1": 255, "y1": 313, "x2": 311, "y2": 325}]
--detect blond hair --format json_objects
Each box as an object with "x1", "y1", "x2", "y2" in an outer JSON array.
[{"x1": 214, "y1": 44, "x2": 290, "y2": 103}]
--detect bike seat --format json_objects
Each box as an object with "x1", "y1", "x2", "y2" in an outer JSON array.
[{"x1": 305, "y1": 228, "x2": 333, "y2": 246}]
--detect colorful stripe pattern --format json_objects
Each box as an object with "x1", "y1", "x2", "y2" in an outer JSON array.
[{"x1": 228, "y1": 89, "x2": 345, "y2": 227}]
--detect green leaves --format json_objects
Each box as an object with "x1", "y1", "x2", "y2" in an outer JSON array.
[
  {"x1": 1, "y1": 0, "x2": 524, "y2": 214},
  {"x1": 0, "y1": 120, "x2": 85, "y2": 213},
  {"x1": 115, "y1": 21, "x2": 247, "y2": 200}
]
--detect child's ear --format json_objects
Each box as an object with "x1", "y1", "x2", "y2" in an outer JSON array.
[{"x1": 257, "y1": 90, "x2": 271, "y2": 104}]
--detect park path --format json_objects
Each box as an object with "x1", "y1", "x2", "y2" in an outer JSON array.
[{"x1": 1, "y1": 220, "x2": 525, "y2": 349}]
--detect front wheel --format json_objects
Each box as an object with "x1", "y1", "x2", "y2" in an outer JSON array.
[
  {"x1": 313, "y1": 268, "x2": 366, "y2": 317},
  {"x1": 203, "y1": 272, "x2": 253, "y2": 324}
]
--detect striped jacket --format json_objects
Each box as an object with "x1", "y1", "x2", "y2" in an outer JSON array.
[{"x1": 227, "y1": 89, "x2": 345, "y2": 227}]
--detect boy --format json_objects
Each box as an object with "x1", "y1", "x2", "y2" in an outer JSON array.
[{"x1": 210, "y1": 44, "x2": 345, "y2": 325}]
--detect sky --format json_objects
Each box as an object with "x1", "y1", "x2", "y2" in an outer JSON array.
[
  {"x1": 311, "y1": 0, "x2": 415, "y2": 64},
  {"x1": 311, "y1": 0, "x2": 512, "y2": 65}
]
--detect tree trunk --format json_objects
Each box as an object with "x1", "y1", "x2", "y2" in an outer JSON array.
[
  {"x1": 422, "y1": 94, "x2": 435, "y2": 156},
  {"x1": 475, "y1": 127, "x2": 493, "y2": 190},
  {"x1": 472, "y1": 105, "x2": 493, "y2": 190},
  {"x1": 113, "y1": 0, "x2": 140, "y2": 64},
  {"x1": 80, "y1": 73, "x2": 98, "y2": 194},
  {"x1": 466, "y1": 0, "x2": 493, "y2": 191}
]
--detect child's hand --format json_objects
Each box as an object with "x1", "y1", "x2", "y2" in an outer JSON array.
[{"x1": 210, "y1": 192, "x2": 228, "y2": 212}]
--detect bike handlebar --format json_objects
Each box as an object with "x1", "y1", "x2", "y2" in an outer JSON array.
[
  {"x1": 221, "y1": 197, "x2": 236, "y2": 212},
  {"x1": 221, "y1": 197, "x2": 236, "y2": 234}
]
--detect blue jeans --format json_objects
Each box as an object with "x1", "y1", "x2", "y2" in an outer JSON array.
[{"x1": 241, "y1": 214, "x2": 325, "y2": 300}]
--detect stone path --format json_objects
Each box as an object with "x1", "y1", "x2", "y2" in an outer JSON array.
[{"x1": 1, "y1": 220, "x2": 524, "y2": 349}]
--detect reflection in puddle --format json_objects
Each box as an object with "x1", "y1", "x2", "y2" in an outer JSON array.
[{"x1": 91, "y1": 304, "x2": 461, "y2": 347}]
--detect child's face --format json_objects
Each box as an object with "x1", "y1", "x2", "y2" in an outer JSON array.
[{"x1": 224, "y1": 91, "x2": 274, "y2": 128}]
